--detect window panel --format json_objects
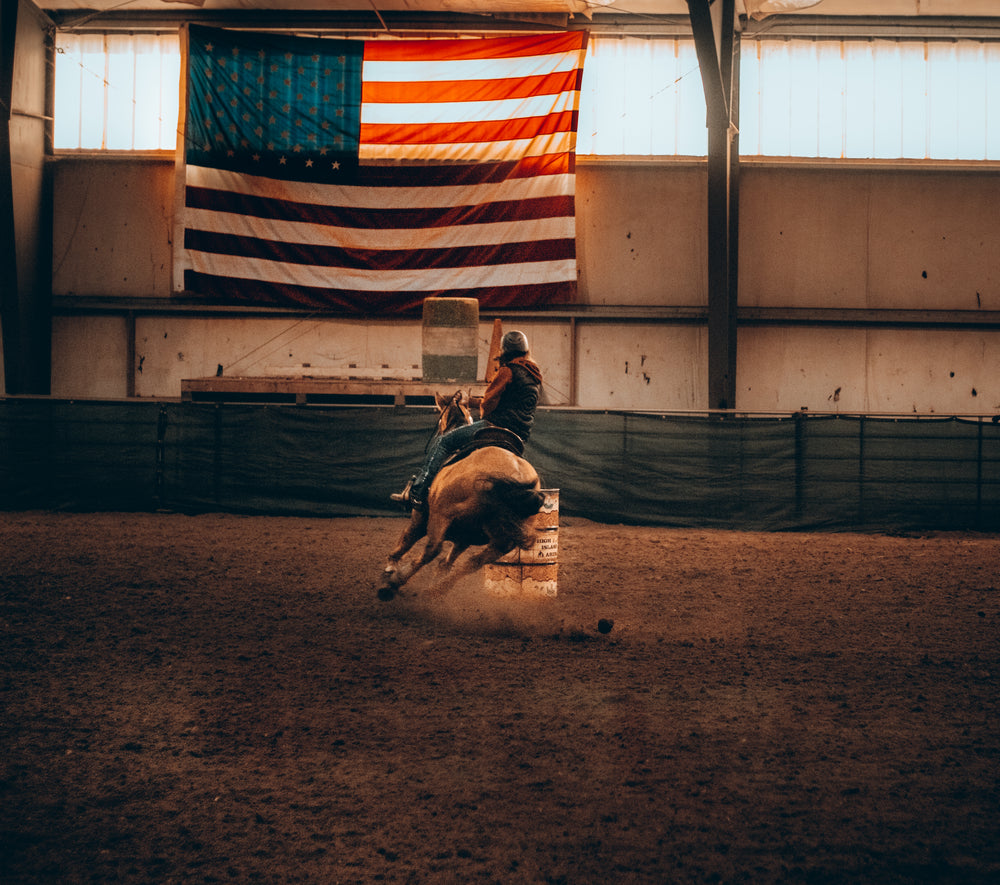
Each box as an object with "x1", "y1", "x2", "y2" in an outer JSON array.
[
  {"x1": 928, "y1": 42, "x2": 960, "y2": 159},
  {"x1": 872, "y1": 40, "x2": 903, "y2": 159},
  {"x1": 105, "y1": 35, "x2": 137, "y2": 149},
  {"x1": 899, "y1": 42, "x2": 928, "y2": 159},
  {"x1": 78, "y1": 35, "x2": 108, "y2": 149},
  {"x1": 814, "y1": 42, "x2": 844, "y2": 158},
  {"x1": 788, "y1": 40, "x2": 820, "y2": 158},
  {"x1": 759, "y1": 40, "x2": 793, "y2": 156},
  {"x1": 674, "y1": 40, "x2": 708, "y2": 155},
  {"x1": 134, "y1": 34, "x2": 167, "y2": 150},
  {"x1": 647, "y1": 39, "x2": 680, "y2": 154},
  {"x1": 955, "y1": 41, "x2": 987, "y2": 161},
  {"x1": 53, "y1": 36, "x2": 83, "y2": 149},
  {"x1": 987, "y1": 43, "x2": 1000, "y2": 160},
  {"x1": 738, "y1": 40, "x2": 761, "y2": 154},
  {"x1": 844, "y1": 41, "x2": 875, "y2": 159}
]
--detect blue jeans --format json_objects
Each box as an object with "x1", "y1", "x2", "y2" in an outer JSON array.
[{"x1": 411, "y1": 420, "x2": 486, "y2": 502}]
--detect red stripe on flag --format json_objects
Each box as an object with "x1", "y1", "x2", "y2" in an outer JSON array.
[
  {"x1": 360, "y1": 111, "x2": 578, "y2": 148},
  {"x1": 183, "y1": 270, "x2": 575, "y2": 313},
  {"x1": 363, "y1": 32, "x2": 586, "y2": 63},
  {"x1": 362, "y1": 69, "x2": 581, "y2": 105},
  {"x1": 185, "y1": 229, "x2": 575, "y2": 269}
]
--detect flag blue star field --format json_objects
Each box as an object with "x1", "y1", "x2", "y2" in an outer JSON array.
[{"x1": 174, "y1": 25, "x2": 588, "y2": 313}]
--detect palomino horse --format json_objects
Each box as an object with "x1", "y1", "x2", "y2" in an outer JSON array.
[{"x1": 378, "y1": 391, "x2": 545, "y2": 600}]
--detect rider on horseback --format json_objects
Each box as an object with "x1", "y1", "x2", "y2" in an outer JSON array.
[{"x1": 391, "y1": 330, "x2": 543, "y2": 510}]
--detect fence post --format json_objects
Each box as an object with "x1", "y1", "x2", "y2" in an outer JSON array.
[
  {"x1": 858, "y1": 416, "x2": 867, "y2": 526},
  {"x1": 977, "y1": 417, "x2": 984, "y2": 528},
  {"x1": 155, "y1": 404, "x2": 168, "y2": 509},
  {"x1": 794, "y1": 411, "x2": 805, "y2": 520}
]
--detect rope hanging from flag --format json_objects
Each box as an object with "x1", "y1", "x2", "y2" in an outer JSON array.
[{"x1": 173, "y1": 25, "x2": 588, "y2": 313}]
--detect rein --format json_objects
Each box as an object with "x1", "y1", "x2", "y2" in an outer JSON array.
[{"x1": 425, "y1": 391, "x2": 472, "y2": 452}]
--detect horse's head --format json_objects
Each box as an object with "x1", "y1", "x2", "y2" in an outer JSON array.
[{"x1": 434, "y1": 390, "x2": 473, "y2": 436}]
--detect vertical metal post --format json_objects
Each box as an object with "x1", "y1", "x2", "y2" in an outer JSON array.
[
  {"x1": 0, "y1": 0, "x2": 18, "y2": 393},
  {"x1": 688, "y1": 0, "x2": 740, "y2": 410},
  {"x1": 794, "y1": 411, "x2": 806, "y2": 519},
  {"x1": 155, "y1": 404, "x2": 168, "y2": 509},
  {"x1": 977, "y1": 417, "x2": 983, "y2": 528},
  {"x1": 858, "y1": 416, "x2": 867, "y2": 525}
]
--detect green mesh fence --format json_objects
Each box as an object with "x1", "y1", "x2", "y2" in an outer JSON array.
[{"x1": 2, "y1": 400, "x2": 999, "y2": 531}]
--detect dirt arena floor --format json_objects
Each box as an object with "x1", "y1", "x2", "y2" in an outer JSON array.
[{"x1": 2, "y1": 511, "x2": 999, "y2": 884}]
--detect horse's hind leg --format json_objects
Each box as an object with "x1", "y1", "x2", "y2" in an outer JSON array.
[
  {"x1": 449, "y1": 541, "x2": 512, "y2": 581},
  {"x1": 441, "y1": 540, "x2": 470, "y2": 569},
  {"x1": 390, "y1": 536, "x2": 446, "y2": 590}
]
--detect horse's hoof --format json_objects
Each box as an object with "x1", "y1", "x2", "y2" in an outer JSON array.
[{"x1": 377, "y1": 584, "x2": 397, "y2": 602}]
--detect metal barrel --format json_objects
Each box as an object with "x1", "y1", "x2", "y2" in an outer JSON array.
[
  {"x1": 484, "y1": 489, "x2": 559, "y2": 597},
  {"x1": 421, "y1": 297, "x2": 479, "y2": 382}
]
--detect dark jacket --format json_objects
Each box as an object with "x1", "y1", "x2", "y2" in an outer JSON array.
[{"x1": 480, "y1": 356, "x2": 543, "y2": 440}]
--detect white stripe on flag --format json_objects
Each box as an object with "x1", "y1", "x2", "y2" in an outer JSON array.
[
  {"x1": 360, "y1": 91, "x2": 579, "y2": 127},
  {"x1": 185, "y1": 164, "x2": 574, "y2": 208},
  {"x1": 184, "y1": 208, "x2": 576, "y2": 251},
  {"x1": 185, "y1": 252, "x2": 578, "y2": 292}
]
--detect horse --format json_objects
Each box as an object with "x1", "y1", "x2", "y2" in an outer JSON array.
[{"x1": 378, "y1": 390, "x2": 545, "y2": 601}]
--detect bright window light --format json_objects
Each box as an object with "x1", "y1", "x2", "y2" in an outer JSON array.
[
  {"x1": 54, "y1": 32, "x2": 180, "y2": 150},
  {"x1": 740, "y1": 38, "x2": 1000, "y2": 160},
  {"x1": 53, "y1": 31, "x2": 1000, "y2": 161}
]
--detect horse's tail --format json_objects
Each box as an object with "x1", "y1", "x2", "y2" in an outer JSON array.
[{"x1": 487, "y1": 478, "x2": 545, "y2": 520}]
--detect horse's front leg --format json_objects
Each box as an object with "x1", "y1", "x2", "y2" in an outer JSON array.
[
  {"x1": 384, "y1": 535, "x2": 446, "y2": 597},
  {"x1": 379, "y1": 510, "x2": 428, "y2": 600}
]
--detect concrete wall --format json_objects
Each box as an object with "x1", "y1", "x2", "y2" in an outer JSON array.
[{"x1": 48, "y1": 157, "x2": 1000, "y2": 413}]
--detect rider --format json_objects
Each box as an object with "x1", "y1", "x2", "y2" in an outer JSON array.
[{"x1": 391, "y1": 330, "x2": 543, "y2": 510}]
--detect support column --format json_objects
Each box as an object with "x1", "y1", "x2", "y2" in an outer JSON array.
[
  {"x1": 0, "y1": 0, "x2": 18, "y2": 393},
  {"x1": 688, "y1": 0, "x2": 740, "y2": 410}
]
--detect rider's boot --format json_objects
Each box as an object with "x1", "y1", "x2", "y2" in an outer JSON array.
[
  {"x1": 390, "y1": 476, "x2": 415, "y2": 504},
  {"x1": 391, "y1": 476, "x2": 424, "y2": 510}
]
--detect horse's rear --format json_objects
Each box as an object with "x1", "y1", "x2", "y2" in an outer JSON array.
[{"x1": 379, "y1": 447, "x2": 544, "y2": 599}]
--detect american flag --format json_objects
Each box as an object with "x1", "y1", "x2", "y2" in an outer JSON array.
[{"x1": 174, "y1": 25, "x2": 587, "y2": 313}]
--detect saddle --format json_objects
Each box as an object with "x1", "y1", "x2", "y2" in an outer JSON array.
[{"x1": 442, "y1": 425, "x2": 525, "y2": 470}]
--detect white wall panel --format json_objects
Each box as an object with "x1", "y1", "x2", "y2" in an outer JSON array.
[
  {"x1": 52, "y1": 159, "x2": 175, "y2": 297},
  {"x1": 738, "y1": 168, "x2": 871, "y2": 309},
  {"x1": 576, "y1": 324, "x2": 707, "y2": 410},
  {"x1": 864, "y1": 329, "x2": 1000, "y2": 414},
  {"x1": 131, "y1": 317, "x2": 422, "y2": 398},
  {"x1": 739, "y1": 327, "x2": 1000, "y2": 413},
  {"x1": 867, "y1": 172, "x2": 1000, "y2": 311},
  {"x1": 575, "y1": 163, "x2": 705, "y2": 306},
  {"x1": 51, "y1": 316, "x2": 129, "y2": 399},
  {"x1": 738, "y1": 327, "x2": 869, "y2": 412}
]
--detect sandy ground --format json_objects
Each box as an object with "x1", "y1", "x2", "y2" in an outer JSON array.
[{"x1": 2, "y1": 511, "x2": 999, "y2": 884}]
